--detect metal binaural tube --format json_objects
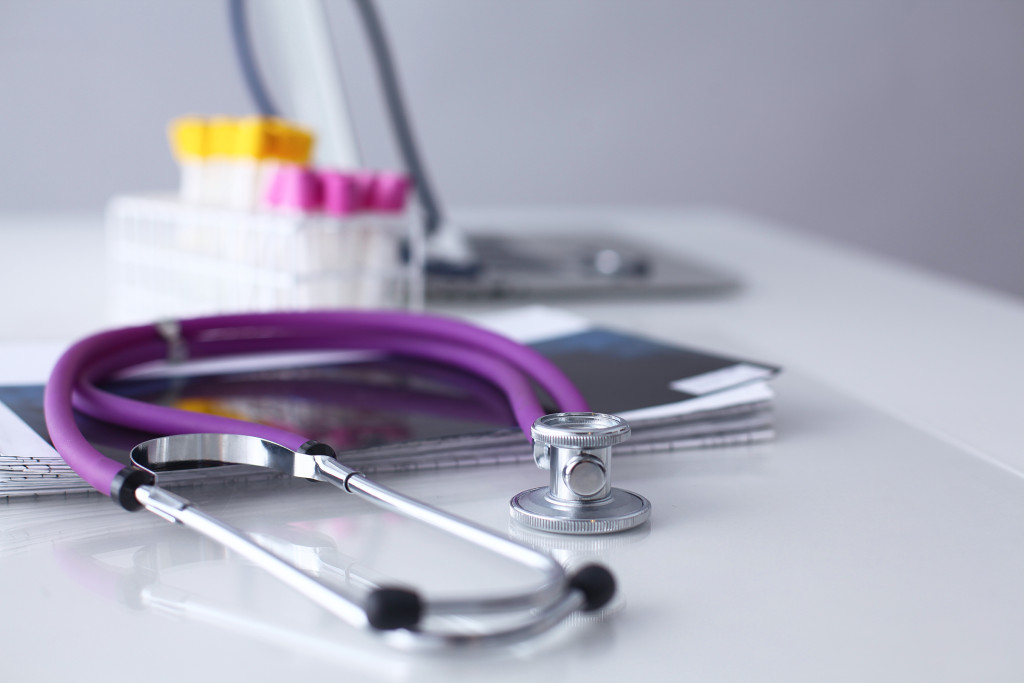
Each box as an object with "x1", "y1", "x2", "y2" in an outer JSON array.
[
  {"x1": 135, "y1": 485, "x2": 369, "y2": 629},
  {"x1": 315, "y1": 456, "x2": 568, "y2": 616}
]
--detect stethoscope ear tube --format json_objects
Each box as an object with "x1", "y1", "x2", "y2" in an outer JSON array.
[{"x1": 46, "y1": 311, "x2": 590, "y2": 499}]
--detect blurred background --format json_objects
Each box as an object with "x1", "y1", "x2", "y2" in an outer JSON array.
[{"x1": 1, "y1": 0, "x2": 1021, "y2": 297}]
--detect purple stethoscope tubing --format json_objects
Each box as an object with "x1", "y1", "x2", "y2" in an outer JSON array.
[{"x1": 44, "y1": 310, "x2": 589, "y2": 499}]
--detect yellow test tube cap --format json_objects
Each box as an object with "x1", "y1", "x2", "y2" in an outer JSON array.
[
  {"x1": 268, "y1": 120, "x2": 315, "y2": 164},
  {"x1": 168, "y1": 117, "x2": 209, "y2": 160},
  {"x1": 208, "y1": 117, "x2": 238, "y2": 158},
  {"x1": 288, "y1": 127, "x2": 316, "y2": 164},
  {"x1": 169, "y1": 115, "x2": 314, "y2": 162},
  {"x1": 235, "y1": 117, "x2": 276, "y2": 159}
]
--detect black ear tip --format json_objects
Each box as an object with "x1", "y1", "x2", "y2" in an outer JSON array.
[
  {"x1": 365, "y1": 587, "x2": 423, "y2": 630},
  {"x1": 569, "y1": 564, "x2": 616, "y2": 611},
  {"x1": 110, "y1": 467, "x2": 155, "y2": 511}
]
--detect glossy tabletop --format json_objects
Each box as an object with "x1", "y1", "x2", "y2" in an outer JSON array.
[{"x1": 2, "y1": 208, "x2": 1023, "y2": 682}]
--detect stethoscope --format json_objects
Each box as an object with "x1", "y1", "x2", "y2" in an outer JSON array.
[{"x1": 44, "y1": 310, "x2": 650, "y2": 649}]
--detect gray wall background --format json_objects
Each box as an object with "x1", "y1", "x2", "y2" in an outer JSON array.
[{"x1": 1, "y1": 0, "x2": 1022, "y2": 298}]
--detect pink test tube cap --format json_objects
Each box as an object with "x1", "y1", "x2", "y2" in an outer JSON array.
[
  {"x1": 371, "y1": 172, "x2": 410, "y2": 212},
  {"x1": 351, "y1": 171, "x2": 377, "y2": 211},
  {"x1": 320, "y1": 170, "x2": 360, "y2": 216},
  {"x1": 266, "y1": 165, "x2": 322, "y2": 212}
]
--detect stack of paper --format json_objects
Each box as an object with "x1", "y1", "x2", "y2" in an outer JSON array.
[
  {"x1": 0, "y1": 307, "x2": 779, "y2": 498},
  {"x1": 0, "y1": 398, "x2": 95, "y2": 497},
  {"x1": 344, "y1": 307, "x2": 778, "y2": 473}
]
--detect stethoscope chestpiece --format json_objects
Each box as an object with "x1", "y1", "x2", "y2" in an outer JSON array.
[{"x1": 510, "y1": 413, "x2": 651, "y2": 535}]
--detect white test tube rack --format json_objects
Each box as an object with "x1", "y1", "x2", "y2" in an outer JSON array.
[{"x1": 105, "y1": 194, "x2": 424, "y2": 325}]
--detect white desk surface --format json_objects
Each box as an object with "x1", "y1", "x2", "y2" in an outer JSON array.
[{"x1": 1, "y1": 208, "x2": 1023, "y2": 682}]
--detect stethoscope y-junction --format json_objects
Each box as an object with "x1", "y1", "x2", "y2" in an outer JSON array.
[{"x1": 44, "y1": 310, "x2": 649, "y2": 649}]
